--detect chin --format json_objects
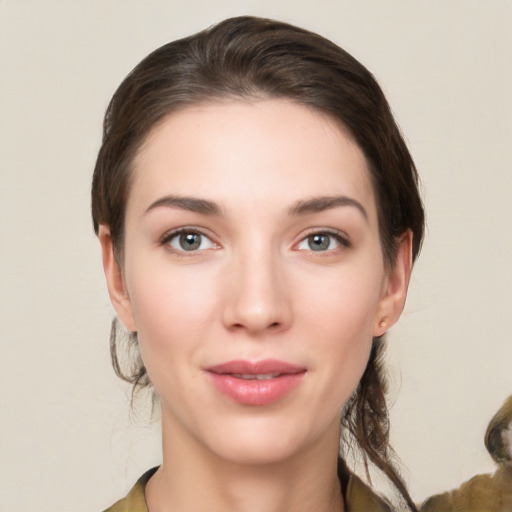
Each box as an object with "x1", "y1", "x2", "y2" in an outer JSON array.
[
  {"x1": 212, "y1": 435, "x2": 303, "y2": 466},
  {"x1": 200, "y1": 413, "x2": 336, "y2": 467}
]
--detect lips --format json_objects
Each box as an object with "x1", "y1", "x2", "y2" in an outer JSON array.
[{"x1": 205, "y1": 360, "x2": 306, "y2": 406}]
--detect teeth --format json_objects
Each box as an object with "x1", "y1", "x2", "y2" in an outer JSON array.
[{"x1": 231, "y1": 373, "x2": 281, "y2": 380}]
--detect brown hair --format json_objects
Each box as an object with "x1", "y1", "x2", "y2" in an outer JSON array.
[{"x1": 92, "y1": 16, "x2": 424, "y2": 510}]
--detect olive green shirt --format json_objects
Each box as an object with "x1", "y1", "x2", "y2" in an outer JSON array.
[{"x1": 104, "y1": 466, "x2": 392, "y2": 512}]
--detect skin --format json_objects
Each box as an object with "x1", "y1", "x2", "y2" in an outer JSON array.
[{"x1": 99, "y1": 99, "x2": 412, "y2": 512}]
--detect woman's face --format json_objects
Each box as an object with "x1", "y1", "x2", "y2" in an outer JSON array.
[{"x1": 101, "y1": 99, "x2": 410, "y2": 465}]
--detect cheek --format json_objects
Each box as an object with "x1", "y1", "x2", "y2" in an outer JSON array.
[
  {"x1": 294, "y1": 262, "x2": 383, "y2": 402},
  {"x1": 124, "y1": 258, "x2": 219, "y2": 380},
  {"x1": 298, "y1": 262, "x2": 384, "y2": 341},
  {"x1": 129, "y1": 254, "x2": 217, "y2": 325},
  {"x1": 311, "y1": 281, "x2": 375, "y2": 377}
]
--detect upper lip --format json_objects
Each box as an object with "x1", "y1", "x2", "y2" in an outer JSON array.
[{"x1": 206, "y1": 359, "x2": 306, "y2": 376}]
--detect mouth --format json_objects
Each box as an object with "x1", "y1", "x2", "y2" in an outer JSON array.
[
  {"x1": 205, "y1": 360, "x2": 306, "y2": 406},
  {"x1": 229, "y1": 373, "x2": 282, "y2": 380}
]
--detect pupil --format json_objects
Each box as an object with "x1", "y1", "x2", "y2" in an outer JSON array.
[
  {"x1": 180, "y1": 232, "x2": 201, "y2": 250},
  {"x1": 309, "y1": 234, "x2": 329, "y2": 251}
]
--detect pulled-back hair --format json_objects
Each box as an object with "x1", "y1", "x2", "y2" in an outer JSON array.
[{"x1": 92, "y1": 16, "x2": 424, "y2": 511}]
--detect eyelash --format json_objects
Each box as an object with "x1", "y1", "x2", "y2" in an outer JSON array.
[
  {"x1": 159, "y1": 228, "x2": 350, "y2": 255},
  {"x1": 296, "y1": 229, "x2": 351, "y2": 253},
  {"x1": 160, "y1": 228, "x2": 217, "y2": 253}
]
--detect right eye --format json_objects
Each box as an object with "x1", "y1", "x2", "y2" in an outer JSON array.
[{"x1": 164, "y1": 230, "x2": 216, "y2": 252}]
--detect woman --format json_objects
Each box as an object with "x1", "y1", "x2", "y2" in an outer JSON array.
[{"x1": 92, "y1": 16, "x2": 424, "y2": 512}]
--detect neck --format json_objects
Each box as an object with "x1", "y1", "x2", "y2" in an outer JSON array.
[{"x1": 145, "y1": 411, "x2": 344, "y2": 512}]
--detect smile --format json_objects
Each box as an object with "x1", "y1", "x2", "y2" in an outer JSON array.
[{"x1": 206, "y1": 360, "x2": 306, "y2": 406}]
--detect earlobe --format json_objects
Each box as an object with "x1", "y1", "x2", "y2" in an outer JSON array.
[
  {"x1": 373, "y1": 230, "x2": 413, "y2": 337},
  {"x1": 98, "y1": 225, "x2": 137, "y2": 333}
]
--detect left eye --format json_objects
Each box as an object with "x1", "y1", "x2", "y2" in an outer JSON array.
[
  {"x1": 297, "y1": 233, "x2": 344, "y2": 252},
  {"x1": 166, "y1": 230, "x2": 215, "y2": 252}
]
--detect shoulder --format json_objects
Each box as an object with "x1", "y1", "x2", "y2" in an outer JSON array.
[
  {"x1": 338, "y1": 458, "x2": 392, "y2": 512},
  {"x1": 345, "y1": 473, "x2": 392, "y2": 512},
  {"x1": 102, "y1": 468, "x2": 157, "y2": 512}
]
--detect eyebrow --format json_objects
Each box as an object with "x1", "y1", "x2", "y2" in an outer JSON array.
[
  {"x1": 288, "y1": 196, "x2": 368, "y2": 221},
  {"x1": 144, "y1": 194, "x2": 367, "y2": 221},
  {"x1": 145, "y1": 195, "x2": 222, "y2": 216}
]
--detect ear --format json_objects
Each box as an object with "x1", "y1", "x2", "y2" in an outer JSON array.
[
  {"x1": 373, "y1": 230, "x2": 413, "y2": 337},
  {"x1": 98, "y1": 225, "x2": 137, "y2": 332}
]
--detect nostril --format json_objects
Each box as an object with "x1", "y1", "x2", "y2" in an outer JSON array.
[{"x1": 229, "y1": 321, "x2": 282, "y2": 333}]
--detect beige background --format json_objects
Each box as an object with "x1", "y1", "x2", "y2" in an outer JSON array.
[{"x1": 1, "y1": 1, "x2": 511, "y2": 510}]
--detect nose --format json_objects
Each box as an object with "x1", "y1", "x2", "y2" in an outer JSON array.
[{"x1": 221, "y1": 246, "x2": 292, "y2": 336}]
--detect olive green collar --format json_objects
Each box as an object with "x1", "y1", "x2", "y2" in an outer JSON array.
[{"x1": 104, "y1": 466, "x2": 391, "y2": 512}]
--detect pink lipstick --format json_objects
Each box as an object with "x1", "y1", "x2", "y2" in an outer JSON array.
[{"x1": 205, "y1": 360, "x2": 306, "y2": 406}]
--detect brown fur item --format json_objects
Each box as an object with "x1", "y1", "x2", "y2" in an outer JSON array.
[{"x1": 420, "y1": 396, "x2": 512, "y2": 512}]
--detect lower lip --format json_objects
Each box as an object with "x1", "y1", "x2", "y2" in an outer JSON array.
[{"x1": 208, "y1": 372, "x2": 305, "y2": 406}]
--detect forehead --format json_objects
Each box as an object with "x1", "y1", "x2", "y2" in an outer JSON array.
[{"x1": 129, "y1": 99, "x2": 376, "y2": 218}]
